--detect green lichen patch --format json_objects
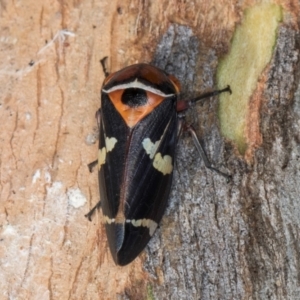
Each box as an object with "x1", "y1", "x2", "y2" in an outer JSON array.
[
  {"x1": 146, "y1": 284, "x2": 155, "y2": 300},
  {"x1": 217, "y1": 3, "x2": 282, "y2": 154}
]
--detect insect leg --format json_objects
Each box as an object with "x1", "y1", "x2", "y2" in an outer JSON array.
[
  {"x1": 85, "y1": 201, "x2": 101, "y2": 221},
  {"x1": 87, "y1": 109, "x2": 102, "y2": 172},
  {"x1": 86, "y1": 109, "x2": 103, "y2": 220},
  {"x1": 187, "y1": 125, "x2": 231, "y2": 182},
  {"x1": 100, "y1": 56, "x2": 110, "y2": 77},
  {"x1": 189, "y1": 85, "x2": 231, "y2": 105},
  {"x1": 88, "y1": 160, "x2": 98, "y2": 172},
  {"x1": 177, "y1": 85, "x2": 232, "y2": 112}
]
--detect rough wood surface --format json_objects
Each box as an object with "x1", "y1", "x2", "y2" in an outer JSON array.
[{"x1": 1, "y1": 1, "x2": 300, "y2": 299}]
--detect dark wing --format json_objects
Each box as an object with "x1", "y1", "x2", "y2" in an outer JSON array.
[
  {"x1": 99, "y1": 93, "x2": 129, "y2": 221},
  {"x1": 100, "y1": 91, "x2": 178, "y2": 265},
  {"x1": 118, "y1": 97, "x2": 178, "y2": 265}
]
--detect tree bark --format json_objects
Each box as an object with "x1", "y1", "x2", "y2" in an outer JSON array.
[{"x1": 1, "y1": 1, "x2": 299, "y2": 299}]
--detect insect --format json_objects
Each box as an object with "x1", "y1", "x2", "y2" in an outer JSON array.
[{"x1": 86, "y1": 58, "x2": 231, "y2": 266}]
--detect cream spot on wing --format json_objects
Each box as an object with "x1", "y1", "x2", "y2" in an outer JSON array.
[
  {"x1": 98, "y1": 137, "x2": 118, "y2": 170},
  {"x1": 142, "y1": 138, "x2": 160, "y2": 159},
  {"x1": 153, "y1": 153, "x2": 173, "y2": 175},
  {"x1": 142, "y1": 121, "x2": 171, "y2": 159},
  {"x1": 126, "y1": 218, "x2": 158, "y2": 236},
  {"x1": 142, "y1": 120, "x2": 174, "y2": 175},
  {"x1": 130, "y1": 219, "x2": 142, "y2": 226},
  {"x1": 106, "y1": 137, "x2": 117, "y2": 152},
  {"x1": 98, "y1": 147, "x2": 106, "y2": 170},
  {"x1": 141, "y1": 219, "x2": 158, "y2": 236},
  {"x1": 103, "y1": 215, "x2": 115, "y2": 224},
  {"x1": 142, "y1": 138, "x2": 173, "y2": 175},
  {"x1": 105, "y1": 217, "x2": 158, "y2": 236}
]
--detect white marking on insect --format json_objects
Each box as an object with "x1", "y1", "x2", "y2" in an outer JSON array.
[
  {"x1": 98, "y1": 147, "x2": 106, "y2": 170},
  {"x1": 103, "y1": 215, "x2": 158, "y2": 236},
  {"x1": 142, "y1": 138, "x2": 160, "y2": 159},
  {"x1": 103, "y1": 215, "x2": 115, "y2": 224},
  {"x1": 126, "y1": 218, "x2": 158, "y2": 236},
  {"x1": 106, "y1": 137, "x2": 117, "y2": 151},
  {"x1": 98, "y1": 137, "x2": 118, "y2": 170},
  {"x1": 142, "y1": 127, "x2": 173, "y2": 175},
  {"x1": 153, "y1": 153, "x2": 173, "y2": 175},
  {"x1": 103, "y1": 78, "x2": 174, "y2": 97}
]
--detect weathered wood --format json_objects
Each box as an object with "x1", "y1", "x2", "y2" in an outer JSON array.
[{"x1": 1, "y1": 0, "x2": 299, "y2": 299}]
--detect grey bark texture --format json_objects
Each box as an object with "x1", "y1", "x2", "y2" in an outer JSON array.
[{"x1": 138, "y1": 25, "x2": 300, "y2": 300}]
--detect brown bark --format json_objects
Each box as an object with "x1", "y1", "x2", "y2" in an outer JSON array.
[{"x1": 1, "y1": 0, "x2": 300, "y2": 299}]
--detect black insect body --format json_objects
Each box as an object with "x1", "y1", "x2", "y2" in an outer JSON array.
[{"x1": 86, "y1": 61, "x2": 231, "y2": 266}]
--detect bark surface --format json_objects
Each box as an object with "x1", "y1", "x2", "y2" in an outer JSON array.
[{"x1": 1, "y1": 1, "x2": 299, "y2": 299}]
